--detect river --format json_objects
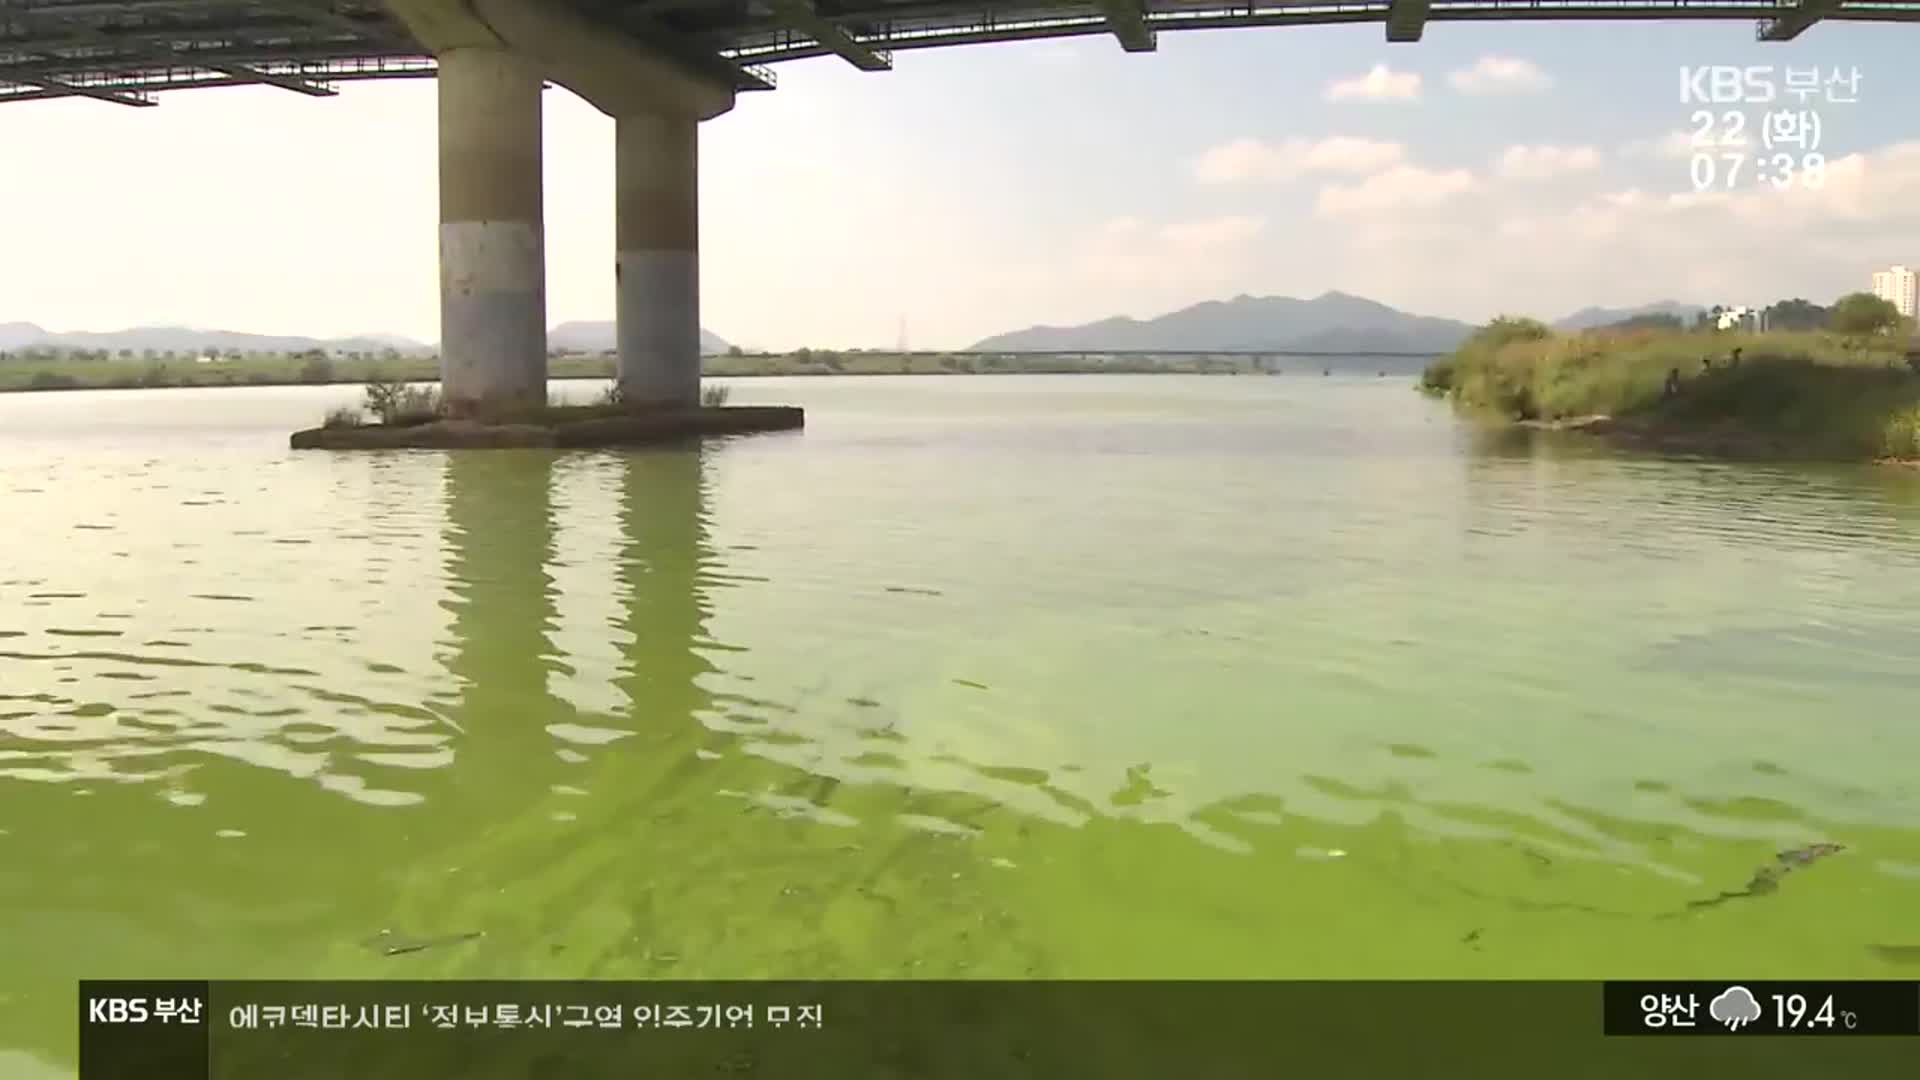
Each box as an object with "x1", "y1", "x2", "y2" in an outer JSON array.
[{"x1": 2, "y1": 374, "x2": 1918, "y2": 1073}]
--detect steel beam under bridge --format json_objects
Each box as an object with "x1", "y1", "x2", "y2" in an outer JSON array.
[{"x1": 0, "y1": 0, "x2": 1903, "y2": 108}]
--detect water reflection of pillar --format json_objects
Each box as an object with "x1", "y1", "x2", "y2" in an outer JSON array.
[
  {"x1": 439, "y1": 450, "x2": 564, "y2": 790},
  {"x1": 612, "y1": 446, "x2": 718, "y2": 738}
]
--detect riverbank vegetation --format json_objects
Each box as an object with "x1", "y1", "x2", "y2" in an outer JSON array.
[
  {"x1": 322, "y1": 378, "x2": 443, "y2": 429},
  {"x1": 1421, "y1": 296, "x2": 1920, "y2": 461},
  {"x1": 0, "y1": 351, "x2": 595, "y2": 392},
  {"x1": 0, "y1": 347, "x2": 1347, "y2": 393}
]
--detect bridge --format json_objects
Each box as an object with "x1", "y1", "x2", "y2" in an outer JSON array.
[
  {"x1": 939, "y1": 349, "x2": 1444, "y2": 358},
  {"x1": 0, "y1": 0, "x2": 1892, "y2": 418}
]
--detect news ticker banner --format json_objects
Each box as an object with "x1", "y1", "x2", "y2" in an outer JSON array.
[{"x1": 81, "y1": 979, "x2": 1920, "y2": 1079}]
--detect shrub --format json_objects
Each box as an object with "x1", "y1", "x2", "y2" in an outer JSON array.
[
  {"x1": 323, "y1": 406, "x2": 363, "y2": 429},
  {"x1": 1882, "y1": 404, "x2": 1920, "y2": 458},
  {"x1": 1830, "y1": 292, "x2": 1902, "y2": 336},
  {"x1": 1417, "y1": 357, "x2": 1454, "y2": 395},
  {"x1": 298, "y1": 353, "x2": 336, "y2": 384},
  {"x1": 363, "y1": 378, "x2": 442, "y2": 425},
  {"x1": 701, "y1": 383, "x2": 731, "y2": 407},
  {"x1": 1468, "y1": 315, "x2": 1553, "y2": 350},
  {"x1": 27, "y1": 371, "x2": 80, "y2": 391}
]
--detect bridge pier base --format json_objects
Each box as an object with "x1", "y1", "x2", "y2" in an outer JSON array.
[
  {"x1": 437, "y1": 46, "x2": 547, "y2": 418},
  {"x1": 615, "y1": 109, "x2": 701, "y2": 409}
]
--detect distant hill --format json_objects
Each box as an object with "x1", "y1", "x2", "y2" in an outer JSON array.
[
  {"x1": 0, "y1": 321, "x2": 733, "y2": 356},
  {"x1": 0, "y1": 322, "x2": 47, "y2": 350},
  {"x1": 968, "y1": 292, "x2": 1474, "y2": 353},
  {"x1": 1553, "y1": 301, "x2": 1703, "y2": 331},
  {"x1": 550, "y1": 321, "x2": 732, "y2": 355},
  {"x1": 0, "y1": 322, "x2": 432, "y2": 355}
]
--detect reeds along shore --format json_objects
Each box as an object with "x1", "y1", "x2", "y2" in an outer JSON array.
[{"x1": 1419, "y1": 320, "x2": 1920, "y2": 462}]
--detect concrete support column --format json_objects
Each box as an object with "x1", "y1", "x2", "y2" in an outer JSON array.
[
  {"x1": 438, "y1": 46, "x2": 546, "y2": 417},
  {"x1": 616, "y1": 110, "x2": 700, "y2": 409}
]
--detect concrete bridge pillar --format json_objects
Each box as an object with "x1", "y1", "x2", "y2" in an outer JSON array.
[
  {"x1": 436, "y1": 45, "x2": 546, "y2": 417},
  {"x1": 615, "y1": 110, "x2": 701, "y2": 408},
  {"x1": 386, "y1": 0, "x2": 734, "y2": 415}
]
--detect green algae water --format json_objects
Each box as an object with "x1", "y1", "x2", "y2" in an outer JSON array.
[{"x1": 3, "y1": 374, "x2": 1920, "y2": 1073}]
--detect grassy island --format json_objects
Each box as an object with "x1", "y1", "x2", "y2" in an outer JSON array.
[
  {"x1": 1420, "y1": 317, "x2": 1920, "y2": 464},
  {"x1": 290, "y1": 380, "x2": 801, "y2": 450}
]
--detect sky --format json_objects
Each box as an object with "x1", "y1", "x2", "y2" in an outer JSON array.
[{"x1": 1, "y1": 20, "x2": 1918, "y2": 350}]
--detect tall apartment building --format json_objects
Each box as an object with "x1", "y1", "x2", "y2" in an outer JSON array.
[{"x1": 1872, "y1": 265, "x2": 1918, "y2": 318}]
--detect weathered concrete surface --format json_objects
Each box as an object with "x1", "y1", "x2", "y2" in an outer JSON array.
[
  {"x1": 383, "y1": 0, "x2": 735, "y2": 120},
  {"x1": 438, "y1": 46, "x2": 546, "y2": 418},
  {"x1": 291, "y1": 406, "x2": 804, "y2": 450},
  {"x1": 616, "y1": 111, "x2": 700, "y2": 408}
]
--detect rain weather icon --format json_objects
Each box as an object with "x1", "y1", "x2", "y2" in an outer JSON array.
[{"x1": 1709, "y1": 986, "x2": 1762, "y2": 1031}]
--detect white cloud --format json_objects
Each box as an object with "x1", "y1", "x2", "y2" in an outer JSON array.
[
  {"x1": 1345, "y1": 140, "x2": 1920, "y2": 319},
  {"x1": 1359, "y1": 146, "x2": 1896, "y2": 238},
  {"x1": 1159, "y1": 215, "x2": 1267, "y2": 252},
  {"x1": 1499, "y1": 188, "x2": 1648, "y2": 243},
  {"x1": 1681, "y1": 148, "x2": 1879, "y2": 228},
  {"x1": 1496, "y1": 144, "x2": 1602, "y2": 180},
  {"x1": 1521, "y1": 149, "x2": 1881, "y2": 234},
  {"x1": 1325, "y1": 64, "x2": 1421, "y2": 103},
  {"x1": 1316, "y1": 165, "x2": 1477, "y2": 216},
  {"x1": 1448, "y1": 56, "x2": 1552, "y2": 95},
  {"x1": 1192, "y1": 136, "x2": 1406, "y2": 184},
  {"x1": 1618, "y1": 131, "x2": 1695, "y2": 160},
  {"x1": 1076, "y1": 214, "x2": 1268, "y2": 289}
]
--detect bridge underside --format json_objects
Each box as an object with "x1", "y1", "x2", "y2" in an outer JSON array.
[{"x1": 0, "y1": 0, "x2": 1909, "y2": 107}]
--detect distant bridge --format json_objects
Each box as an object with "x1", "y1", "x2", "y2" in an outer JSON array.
[
  {"x1": 939, "y1": 349, "x2": 1445, "y2": 359},
  {"x1": 703, "y1": 348, "x2": 1446, "y2": 370},
  {"x1": 706, "y1": 348, "x2": 1446, "y2": 361},
  {"x1": 0, "y1": 0, "x2": 1891, "y2": 419}
]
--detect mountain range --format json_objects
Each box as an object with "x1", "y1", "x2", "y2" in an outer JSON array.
[
  {"x1": 968, "y1": 293, "x2": 1714, "y2": 353},
  {"x1": 549, "y1": 321, "x2": 732, "y2": 355},
  {"x1": 970, "y1": 292, "x2": 1477, "y2": 353},
  {"x1": 0, "y1": 322, "x2": 434, "y2": 356},
  {"x1": 1551, "y1": 301, "x2": 1705, "y2": 331},
  {"x1": 0, "y1": 322, "x2": 733, "y2": 356}
]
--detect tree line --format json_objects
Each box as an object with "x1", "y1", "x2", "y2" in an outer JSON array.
[
  {"x1": 1600, "y1": 293, "x2": 1908, "y2": 336},
  {"x1": 0, "y1": 345, "x2": 413, "y2": 365}
]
